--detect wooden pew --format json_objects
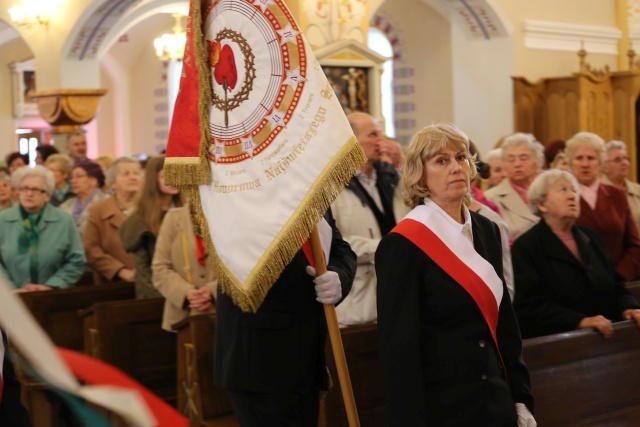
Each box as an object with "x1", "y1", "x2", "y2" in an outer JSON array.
[
  {"x1": 171, "y1": 316, "x2": 383, "y2": 427},
  {"x1": 81, "y1": 297, "x2": 177, "y2": 405},
  {"x1": 73, "y1": 270, "x2": 96, "y2": 287},
  {"x1": 166, "y1": 313, "x2": 640, "y2": 426},
  {"x1": 626, "y1": 281, "x2": 640, "y2": 302},
  {"x1": 320, "y1": 323, "x2": 385, "y2": 427},
  {"x1": 323, "y1": 321, "x2": 640, "y2": 427},
  {"x1": 19, "y1": 282, "x2": 135, "y2": 351},
  {"x1": 172, "y1": 313, "x2": 238, "y2": 427},
  {"x1": 16, "y1": 283, "x2": 135, "y2": 427},
  {"x1": 522, "y1": 320, "x2": 640, "y2": 426}
]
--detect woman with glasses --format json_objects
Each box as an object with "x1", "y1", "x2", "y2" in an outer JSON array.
[
  {"x1": 0, "y1": 166, "x2": 85, "y2": 291},
  {"x1": 485, "y1": 133, "x2": 544, "y2": 241},
  {"x1": 59, "y1": 159, "x2": 108, "y2": 235},
  {"x1": 601, "y1": 140, "x2": 640, "y2": 233},
  {"x1": 567, "y1": 132, "x2": 640, "y2": 281}
]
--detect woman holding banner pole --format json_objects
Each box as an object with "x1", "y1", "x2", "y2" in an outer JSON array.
[{"x1": 376, "y1": 123, "x2": 535, "y2": 427}]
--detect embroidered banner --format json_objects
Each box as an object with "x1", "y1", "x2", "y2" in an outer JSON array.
[{"x1": 165, "y1": 0, "x2": 366, "y2": 312}]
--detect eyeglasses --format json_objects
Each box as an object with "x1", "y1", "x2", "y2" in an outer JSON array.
[
  {"x1": 71, "y1": 173, "x2": 88, "y2": 179},
  {"x1": 19, "y1": 186, "x2": 47, "y2": 194},
  {"x1": 607, "y1": 156, "x2": 630, "y2": 163}
]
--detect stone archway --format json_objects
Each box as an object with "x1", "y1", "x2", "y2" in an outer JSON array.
[{"x1": 368, "y1": 0, "x2": 515, "y2": 152}]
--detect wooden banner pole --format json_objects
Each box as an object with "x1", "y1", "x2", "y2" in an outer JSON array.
[{"x1": 310, "y1": 226, "x2": 361, "y2": 427}]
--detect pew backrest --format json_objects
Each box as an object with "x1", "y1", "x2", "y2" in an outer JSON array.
[
  {"x1": 626, "y1": 281, "x2": 640, "y2": 302},
  {"x1": 81, "y1": 297, "x2": 176, "y2": 403},
  {"x1": 172, "y1": 313, "x2": 236, "y2": 425},
  {"x1": 320, "y1": 323, "x2": 385, "y2": 427},
  {"x1": 523, "y1": 320, "x2": 640, "y2": 426},
  {"x1": 19, "y1": 283, "x2": 135, "y2": 351}
]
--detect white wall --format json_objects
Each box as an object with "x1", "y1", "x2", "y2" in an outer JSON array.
[
  {"x1": 451, "y1": 21, "x2": 515, "y2": 154},
  {"x1": 375, "y1": 0, "x2": 454, "y2": 144}
]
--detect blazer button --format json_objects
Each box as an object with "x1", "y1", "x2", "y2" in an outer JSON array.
[
  {"x1": 481, "y1": 374, "x2": 487, "y2": 380},
  {"x1": 479, "y1": 340, "x2": 486, "y2": 348}
]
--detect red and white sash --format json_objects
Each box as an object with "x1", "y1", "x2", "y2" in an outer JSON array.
[{"x1": 392, "y1": 203, "x2": 505, "y2": 373}]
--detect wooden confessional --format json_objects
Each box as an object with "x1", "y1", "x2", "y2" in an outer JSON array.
[{"x1": 513, "y1": 50, "x2": 640, "y2": 181}]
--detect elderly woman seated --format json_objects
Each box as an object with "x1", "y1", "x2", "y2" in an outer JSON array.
[
  {"x1": 44, "y1": 154, "x2": 75, "y2": 207},
  {"x1": 84, "y1": 157, "x2": 141, "y2": 285},
  {"x1": 0, "y1": 166, "x2": 86, "y2": 291},
  {"x1": 512, "y1": 169, "x2": 640, "y2": 339},
  {"x1": 601, "y1": 140, "x2": 640, "y2": 234},
  {"x1": 59, "y1": 159, "x2": 108, "y2": 236},
  {"x1": 485, "y1": 133, "x2": 544, "y2": 241},
  {"x1": 566, "y1": 132, "x2": 640, "y2": 281}
]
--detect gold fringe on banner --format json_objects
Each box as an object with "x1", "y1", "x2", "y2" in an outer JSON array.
[
  {"x1": 188, "y1": 138, "x2": 366, "y2": 313},
  {"x1": 167, "y1": 0, "x2": 368, "y2": 312},
  {"x1": 164, "y1": 0, "x2": 212, "y2": 187}
]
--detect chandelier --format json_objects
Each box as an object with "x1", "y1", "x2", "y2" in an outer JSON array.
[
  {"x1": 154, "y1": 13, "x2": 186, "y2": 62},
  {"x1": 8, "y1": 0, "x2": 50, "y2": 29}
]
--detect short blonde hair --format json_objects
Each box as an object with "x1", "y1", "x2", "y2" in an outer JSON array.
[
  {"x1": 501, "y1": 133, "x2": 545, "y2": 168},
  {"x1": 528, "y1": 169, "x2": 580, "y2": 216},
  {"x1": 45, "y1": 154, "x2": 72, "y2": 175},
  {"x1": 94, "y1": 155, "x2": 114, "y2": 171},
  {"x1": 550, "y1": 152, "x2": 568, "y2": 169},
  {"x1": 565, "y1": 131, "x2": 605, "y2": 164},
  {"x1": 106, "y1": 157, "x2": 140, "y2": 186},
  {"x1": 604, "y1": 140, "x2": 627, "y2": 154},
  {"x1": 402, "y1": 123, "x2": 477, "y2": 209},
  {"x1": 485, "y1": 148, "x2": 503, "y2": 164}
]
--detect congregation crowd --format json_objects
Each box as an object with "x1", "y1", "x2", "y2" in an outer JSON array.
[
  {"x1": 3, "y1": 114, "x2": 640, "y2": 426},
  {"x1": 0, "y1": 131, "x2": 216, "y2": 326}
]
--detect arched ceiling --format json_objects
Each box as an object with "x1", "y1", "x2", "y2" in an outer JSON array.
[
  {"x1": 0, "y1": 0, "x2": 512, "y2": 60},
  {"x1": 0, "y1": 19, "x2": 19, "y2": 45},
  {"x1": 64, "y1": 0, "x2": 143, "y2": 60},
  {"x1": 420, "y1": 0, "x2": 511, "y2": 39}
]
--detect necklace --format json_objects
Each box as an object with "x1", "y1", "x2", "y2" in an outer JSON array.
[{"x1": 114, "y1": 194, "x2": 135, "y2": 216}]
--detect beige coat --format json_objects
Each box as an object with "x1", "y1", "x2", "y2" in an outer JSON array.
[
  {"x1": 485, "y1": 179, "x2": 540, "y2": 242},
  {"x1": 151, "y1": 204, "x2": 217, "y2": 331},
  {"x1": 83, "y1": 196, "x2": 134, "y2": 285}
]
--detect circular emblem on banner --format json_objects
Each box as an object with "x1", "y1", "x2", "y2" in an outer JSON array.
[{"x1": 204, "y1": 0, "x2": 307, "y2": 164}]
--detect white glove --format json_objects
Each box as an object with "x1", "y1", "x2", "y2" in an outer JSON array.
[
  {"x1": 306, "y1": 266, "x2": 342, "y2": 305},
  {"x1": 515, "y1": 403, "x2": 536, "y2": 427}
]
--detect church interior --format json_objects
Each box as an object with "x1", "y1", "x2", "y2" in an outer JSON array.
[
  {"x1": 1, "y1": 0, "x2": 635, "y2": 163},
  {"x1": 3, "y1": 1, "x2": 640, "y2": 426}
]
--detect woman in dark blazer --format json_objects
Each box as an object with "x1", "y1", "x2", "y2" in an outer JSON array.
[
  {"x1": 512, "y1": 169, "x2": 640, "y2": 339},
  {"x1": 376, "y1": 124, "x2": 535, "y2": 427}
]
